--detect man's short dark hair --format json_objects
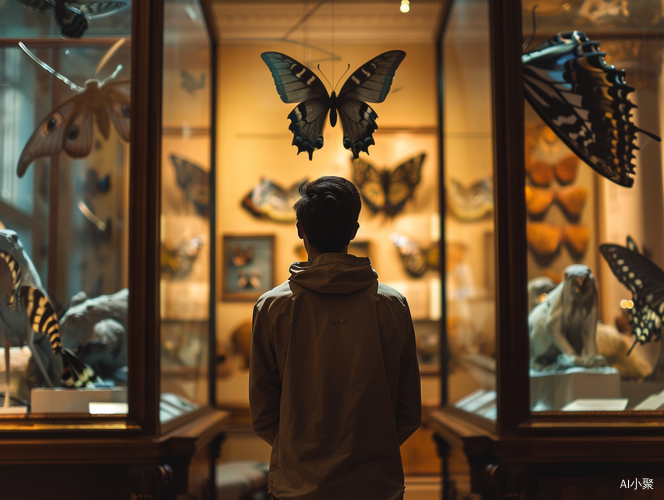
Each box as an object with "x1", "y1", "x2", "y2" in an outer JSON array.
[{"x1": 293, "y1": 176, "x2": 362, "y2": 253}]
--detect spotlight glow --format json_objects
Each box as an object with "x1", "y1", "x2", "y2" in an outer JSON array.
[{"x1": 400, "y1": 0, "x2": 410, "y2": 13}]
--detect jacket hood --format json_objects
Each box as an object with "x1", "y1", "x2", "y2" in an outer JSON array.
[{"x1": 289, "y1": 253, "x2": 378, "y2": 294}]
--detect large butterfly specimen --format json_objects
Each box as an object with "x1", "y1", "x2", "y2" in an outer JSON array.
[
  {"x1": 351, "y1": 153, "x2": 425, "y2": 216},
  {"x1": 15, "y1": 0, "x2": 128, "y2": 38},
  {"x1": 16, "y1": 40, "x2": 130, "y2": 177},
  {"x1": 170, "y1": 154, "x2": 210, "y2": 217},
  {"x1": 522, "y1": 31, "x2": 661, "y2": 187},
  {"x1": 390, "y1": 233, "x2": 438, "y2": 278},
  {"x1": 600, "y1": 236, "x2": 664, "y2": 354},
  {"x1": 446, "y1": 177, "x2": 494, "y2": 221},
  {"x1": 241, "y1": 177, "x2": 306, "y2": 223},
  {"x1": 261, "y1": 50, "x2": 406, "y2": 160},
  {"x1": 161, "y1": 236, "x2": 204, "y2": 278}
]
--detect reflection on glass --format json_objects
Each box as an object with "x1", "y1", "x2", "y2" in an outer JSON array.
[
  {"x1": 525, "y1": 0, "x2": 664, "y2": 412},
  {"x1": 444, "y1": 0, "x2": 497, "y2": 420},
  {"x1": 0, "y1": 19, "x2": 131, "y2": 414},
  {"x1": 160, "y1": 0, "x2": 212, "y2": 423}
]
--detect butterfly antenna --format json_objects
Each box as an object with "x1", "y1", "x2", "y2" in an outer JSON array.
[
  {"x1": 18, "y1": 42, "x2": 84, "y2": 92},
  {"x1": 95, "y1": 38, "x2": 125, "y2": 77},
  {"x1": 626, "y1": 337, "x2": 639, "y2": 357},
  {"x1": 334, "y1": 64, "x2": 351, "y2": 92},
  {"x1": 317, "y1": 63, "x2": 334, "y2": 90},
  {"x1": 64, "y1": 49, "x2": 88, "y2": 75},
  {"x1": 522, "y1": 5, "x2": 538, "y2": 52},
  {"x1": 100, "y1": 65, "x2": 123, "y2": 86}
]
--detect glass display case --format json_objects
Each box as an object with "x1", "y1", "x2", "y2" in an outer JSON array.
[
  {"x1": 430, "y1": 0, "x2": 664, "y2": 498},
  {"x1": 0, "y1": 0, "x2": 226, "y2": 497}
]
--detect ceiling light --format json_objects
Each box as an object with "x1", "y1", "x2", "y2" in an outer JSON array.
[{"x1": 400, "y1": 0, "x2": 410, "y2": 14}]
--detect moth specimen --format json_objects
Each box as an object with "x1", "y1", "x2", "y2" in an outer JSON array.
[{"x1": 16, "y1": 39, "x2": 130, "y2": 178}]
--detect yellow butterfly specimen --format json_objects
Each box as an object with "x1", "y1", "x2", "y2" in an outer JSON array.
[
  {"x1": 16, "y1": 40, "x2": 130, "y2": 178},
  {"x1": 352, "y1": 153, "x2": 425, "y2": 216}
]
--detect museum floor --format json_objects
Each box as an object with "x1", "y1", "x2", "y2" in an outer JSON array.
[{"x1": 404, "y1": 477, "x2": 442, "y2": 500}]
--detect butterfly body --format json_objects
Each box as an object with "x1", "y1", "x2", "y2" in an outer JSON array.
[
  {"x1": 352, "y1": 153, "x2": 425, "y2": 215},
  {"x1": 522, "y1": 31, "x2": 660, "y2": 187},
  {"x1": 262, "y1": 50, "x2": 405, "y2": 159}
]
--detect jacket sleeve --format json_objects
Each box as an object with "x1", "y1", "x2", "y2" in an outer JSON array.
[
  {"x1": 249, "y1": 301, "x2": 281, "y2": 446},
  {"x1": 396, "y1": 301, "x2": 422, "y2": 445}
]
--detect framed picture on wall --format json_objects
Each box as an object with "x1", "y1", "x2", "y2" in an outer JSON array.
[{"x1": 222, "y1": 235, "x2": 275, "y2": 301}]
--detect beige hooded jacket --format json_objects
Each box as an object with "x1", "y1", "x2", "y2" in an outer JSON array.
[{"x1": 250, "y1": 253, "x2": 422, "y2": 500}]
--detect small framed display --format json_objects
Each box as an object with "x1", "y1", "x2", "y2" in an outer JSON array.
[{"x1": 222, "y1": 235, "x2": 275, "y2": 301}]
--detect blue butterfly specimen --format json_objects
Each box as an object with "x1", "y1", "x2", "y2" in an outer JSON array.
[
  {"x1": 15, "y1": 0, "x2": 128, "y2": 38},
  {"x1": 261, "y1": 50, "x2": 405, "y2": 160},
  {"x1": 522, "y1": 31, "x2": 660, "y2": 187},
  {"x1": 599, "y1": 236, "x2": 664, "y2": 353}
]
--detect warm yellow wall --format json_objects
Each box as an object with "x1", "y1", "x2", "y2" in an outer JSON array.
[{"x1": 216, "y1": 41, "x2": 439, "y2": 403}]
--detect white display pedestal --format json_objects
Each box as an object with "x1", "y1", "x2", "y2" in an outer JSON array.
[
  {"x1": 31, "y1": 387, "x2": 127, "y2": 413},
  {"x1": 530, "y1": 367, "x2": 621, "y2": 410}
]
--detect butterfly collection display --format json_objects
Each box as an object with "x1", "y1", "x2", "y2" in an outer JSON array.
[
  {"x1": 16, "y1": 39, "x2": 130, "y2": 178},
  {"x1": 237, "y1": 270, "x2": 261, "y2": 290},
  {"x1": 180, "y1": 70, "x2": 206, "y2": 95},
  {"x1": 600, "y1": 236, "x2": 664, "y2": 352},
  {"x1": 522, "y1": 31, "x2": 660, "y2": 187},
  {"x1": 446, "y1": 177, "x2": 494, "y2": 221},
  {"x1": 526, "y1": 222, "x2": 589, "y2": 258},
  {"x1": 16, "y1": 0, "x2": 128, "y2": 38},
  {"x1": 526, "y1": 154, "x2": 579, "y2": 187},
  {"x1": 525, "y1": 185, "x2": 587, "y2": 219},
  {"x1": 261, "y1": 50, "x2": 406, "y2": 160},
  {"x1": 390, "y1": 233, "x2": 439, "y2": 278},
  {"x1": 161, "y1": 236, "x2": 204, "y2": 278},
  {"x1": 241, "y1": 177, "x2": 306, "y2": 223},
  {"x1": 351, "y1": 153, "x2": 425, "y2": 216},
  {"x1": 230, "y1": 245, "x2": 254, "y2": 267},
  {"x1": 170, "y1": 154, "x2": 210, "y2": 217}
]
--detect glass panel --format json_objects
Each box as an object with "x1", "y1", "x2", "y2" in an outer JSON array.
[
  {"x1": 0, "y1": 5, "x2": 132, "y2": 415},
  {"x1": 443, "y1": 0, "x2": 497, "y2": 420},
  {"x1": 160, "y1": 0, "x2": 212, "y2": 423},
  {"x1": 524, "y1": 1, "x2": 664, "y2": 411},
  {"x1": 214, "y1": 1, "x2": 443, "y2": 410}
]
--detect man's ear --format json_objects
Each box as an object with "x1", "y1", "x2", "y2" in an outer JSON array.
[
  {"x1": 350, "y1": 222, "x2": 359, "y2": 241},
  {"x1": 297, "y1": 221, "x2": 305, "y2": 240}
]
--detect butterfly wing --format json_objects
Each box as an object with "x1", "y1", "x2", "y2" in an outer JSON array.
[
  {"x1": 522, "y1": 31, "x2": 660, "y2": 188},
  {"x1": 71, "y1": 1, "x2": 128, "y2": 19},
  {"x1": 338, "y1": 50, "x2": 406, "y2": 103},
  {"x1": 352, "y1": 158, "x2": 385, "y2": 213},
  {"x1": 55, "y1": 0, "x2": 88, "y2": 38},
  {"x1": 103, "y1": 79, "x2": 131, "y2": 143},
  {"x1": 599, "y1": 242, "x2": 664, "y2": 343},
  {"x1": 169, "y1": 154, "x2": 210, "y2": 216},
  {"x1": 385, "y1": 153, "x2": 425, "y2": 214},
  {"x1": 261, "y1": 52, "x2": 331, "y2": 159},
  {"x1": 336, "y1": 50, "x2": 406, "y2": 157},
  {"x1": 17, "y1": 94, "x2": 79, "y2": 178},
  {"x1": 391, "y1": 234, "x2": 427, "y2": 277}
]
